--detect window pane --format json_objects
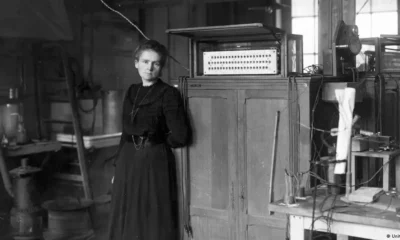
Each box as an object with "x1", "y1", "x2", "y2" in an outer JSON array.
[
  {"x1": 292, "y1": 17, "x2": 317, "y2": 53},
  {"x1": 303, "y1": 54, "x2": 318, "y2": 71},
  {"x1": 372, "y1": 12, "x2": 398, "y2": 36},
  {"x1": 372, "y1": 0, "x2": 397, "y2": 12},
  {"x1": 356, "y1": 13, "x2": 372, "y2": 38},
  {"x1": 314, "y1": 18, "x2": 318, "y2": 53},
  {"x1": 314, "y1": 0, "x2": 318, "y2": 15},
  {"x1": 356, "y1": 0, "x2": 371, "y2": 14},
  {"x1": 356, "y1": 44, "x2": 375, "y2": 70},
  {"x1": 292, "y1": 0, "x2": 315, "y2": 17}
]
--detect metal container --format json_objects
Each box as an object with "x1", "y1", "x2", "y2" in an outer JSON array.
[
  {"x1": 42, "y1": 198, "x2": 94, "y2": 240},
  {"x1": 0, "y1": 103, "x2": 20, "y2": 143},
  {"x1": 102, "y1": 90, "x2": 123, "y2": 134}
]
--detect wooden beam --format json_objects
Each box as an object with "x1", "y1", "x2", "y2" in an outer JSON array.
[
  {"x1": 342, "y1": 0, "x2": 355, "y2": 25},
  {"x1": 318, "y1": 0, "x2": 356, "y2": 68}
]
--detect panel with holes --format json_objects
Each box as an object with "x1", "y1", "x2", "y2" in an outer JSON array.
[{"x1": 203, "y1": 49, "x2": 278, "y2": 75}]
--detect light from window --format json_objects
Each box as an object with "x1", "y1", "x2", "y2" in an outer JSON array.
[
  {"x1": 356, "y1": 0, "x2": 398, "y2": 38},
  {"x1": 292, "y1": 0, "x2": 318, "y2": 70}
]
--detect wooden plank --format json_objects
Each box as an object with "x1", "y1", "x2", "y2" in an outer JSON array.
[
  {"x1": 191, "y1": 216, "x2": 230, "y2": 240},
  {"x1": 318, "y1": 0, "x2": 332, "y2": 65},
  {"x1": 342, "y1": 0, "x2": 355, "y2": 25},
  {"x1": 6, "y1": 141, "x2": 61, "y2": 157},
  {"x1": 351, "y1": 149, "x2": 400, "y2": 158},
  {"x1": 190, "y1": 207, "x2": 229, "y2": 220},
  {"x1": 247, "y1": 215, "x2": 286, "y2": 229},
  {"x1": 53, "y1": 173, "x2": 83, "y2": 182},
  {"x1": 247, "y1": 224, "x2": 286, "y2": 240},
  {"x1": 211, "y1": 97, "x2": 229, "y2": 209},
  {"x1": 243, "y1": 93, "x2": 289, "y2": 216},
  {"x1": 237, "y1": 89, "x2": 290, "y2": 240},
  {"x1": 187, "y1": 89, "x2": 236, "y2": 239},
  {"x1": 189, "y1": 96, "x2": 212, "y2": 207},
  {"x1": 59, "y1": 44, "x2": 93, "y2": 200},
  {"x1": 144, "y1": 7, "x2": 169, "y2": 82},
  {"x1": 167, "y1": 3, "x2": 190, "y2": 79},
  {"x1": 237, "y1": 90, "x2": 246, "y2": 240}
]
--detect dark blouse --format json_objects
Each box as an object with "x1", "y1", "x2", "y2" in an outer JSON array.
[{"x1": 120, "y1": 79, "x2": 189, "y2": 149}]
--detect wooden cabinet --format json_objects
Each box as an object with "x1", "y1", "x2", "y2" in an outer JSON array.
[
  {"x1": 237, "y1": 88, "x2": 289, "y2": 239},
  {"x1": 174, "y1": 76, "x2": 321, "y2": 240},
  {"x1": 186, "y1": 89, "x2": 237, "y2": 239}
]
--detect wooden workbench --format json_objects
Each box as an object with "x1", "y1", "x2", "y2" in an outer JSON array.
[
  {"x1": 269, "y1": 194, "x2": 400, "y2": 240},
  {"x1": 5, "y1": 140, "x2": 61, "y2": 157}
]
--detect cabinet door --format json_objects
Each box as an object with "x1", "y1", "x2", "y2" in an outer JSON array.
[
  {"x1": 186, "y1": 89, "x2": 238, "y2": 240},
  {"x1": 238, "y1": 89, "x2": 289, "y2": 240}
]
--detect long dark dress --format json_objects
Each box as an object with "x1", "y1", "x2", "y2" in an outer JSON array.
[{"x1": 108, "y1": 79, "x2": 189, "y2": 240}]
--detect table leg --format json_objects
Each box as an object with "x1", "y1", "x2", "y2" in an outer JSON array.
[
  {"x1": 290, "y1": 215, "x2": 305, "y2": 240},
  {"x1": 351, "y1": 155, "x2": 356, "y2": 192},
  {"x1": 383, "y1": 156, "x2": 389, "y2": 191},
  {"x1": 362, "y1": 158, "x2": 369, "y2": 187}
]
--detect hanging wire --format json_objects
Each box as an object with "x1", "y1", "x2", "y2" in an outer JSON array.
[
  {"x1": 99, "y1": 0, "x2": 190, "y2": 72},
  {"x1": 356, "y1": 0, "x2": 369, "y2": 15},
  {"x1": 99, "y1": 0, "x2": 149, "y2": 40}
]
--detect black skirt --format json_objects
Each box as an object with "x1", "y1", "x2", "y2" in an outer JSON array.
[{"x1": 108, "y1": 141, "x2": 178, "y2": 240}]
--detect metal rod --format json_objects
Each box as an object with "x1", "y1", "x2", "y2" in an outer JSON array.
[{"x1": 269, "y1": 111, "x2": 280, "y2": 215}]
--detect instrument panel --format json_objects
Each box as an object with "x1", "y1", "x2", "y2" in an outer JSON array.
[{"x1": 203, "y1": 49, "x2": 278, "y2": 75}]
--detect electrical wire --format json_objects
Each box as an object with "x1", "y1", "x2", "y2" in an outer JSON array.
[
  {"x1": 309, "y1": 157, "x2": 391, "y2": 189},
  {"x1": 99, "y1": 0, "x2": 190, "y2": 72},
  {"x1": 356, "y1": 0, "x2": 369, "y2": 15},
  {"x1": 99, "y1": 0, "x2": 149, "y2": 40}
]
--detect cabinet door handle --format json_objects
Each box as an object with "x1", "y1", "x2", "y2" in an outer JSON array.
[{"x1": 189, "y1": 84, "x2": 202, "y2": 88}]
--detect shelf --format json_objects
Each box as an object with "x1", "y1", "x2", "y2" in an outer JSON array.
[
  {"x1": 53, "y1": 173, "x2": 83, "y2": 182},
  {"x1": 6, "y1": 140, "x2": 62, "y2": 157},
  {"x1": 166, "y1": 23, "x2": 284, "y2": 40}
]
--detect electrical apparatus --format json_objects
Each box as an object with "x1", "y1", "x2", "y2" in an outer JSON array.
[
  {"x1": 323, "y1": 20, "x2": 362, "y2": 76},
  {"x1": 357, "y1": 35, "x2": 400, "y2": 74},
  {"x1": 203, "y1": 49, "x2": 278, "y2": 75},
  {"x1": 167, "y1": 23, "x2": 303, "y2": 77}
]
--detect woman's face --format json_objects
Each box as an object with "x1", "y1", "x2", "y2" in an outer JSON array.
[{"x1": 135, "y1": 49, "x2": 162, "y2": 82}]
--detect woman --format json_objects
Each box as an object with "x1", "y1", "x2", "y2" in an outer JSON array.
[{"x1": 108, "y1": 39, "x2": 190, "y2": 240}]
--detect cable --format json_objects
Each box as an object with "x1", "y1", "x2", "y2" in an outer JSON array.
[
  {"x1": 99, "y1": 0, "x2": 190, "y2": 72},
  {"x1": 99, "y1": 0, "x2": 149, "y2": 40},
  {"x1": 309, "y1": 157, "x2": 391, "y2": 189},
  {"x1": 356, "y1": 0, "x2": 369, "y2": 15}
]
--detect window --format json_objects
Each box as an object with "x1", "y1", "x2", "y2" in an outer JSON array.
[
  {"x1": 292, "y1": 0, "x2": 398, "y2": 72},
  {"x1": 291, "y1": 0, "x2": 319, "y2": 70},
  {"x1": 356, "y1": 0, "x2": 398, "y2": 38}
]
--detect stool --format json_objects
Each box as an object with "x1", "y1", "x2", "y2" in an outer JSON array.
[{"x1": 351, "y1": 149, "x2": 400, "y2": 192}]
